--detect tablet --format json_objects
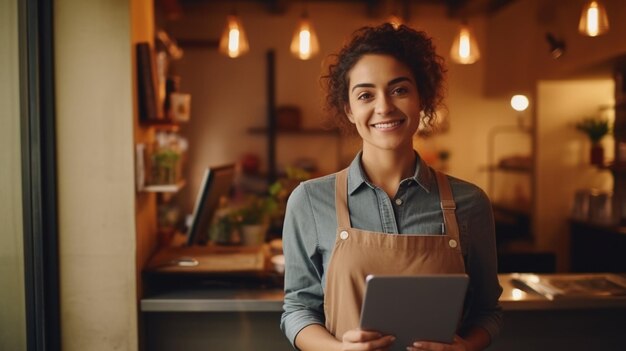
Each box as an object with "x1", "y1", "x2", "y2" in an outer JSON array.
[{"x1": 359, "y1": 274, "x2": 469, "y2": 350}]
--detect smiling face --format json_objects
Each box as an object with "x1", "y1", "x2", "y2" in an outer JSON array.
[{"x1": 345, "y1": 54, "x2": 421, "y2": 154}]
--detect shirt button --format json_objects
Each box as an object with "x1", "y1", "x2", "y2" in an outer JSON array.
[
  {"x1": 448, "y1": 239, "x2": 458, "y2": 248},
  {"x1": 395, "y1": 198, "x2": 403, "y2": 206},
  {"x1": 340, "y1": 231, "x2": 349, "y2": 240}
]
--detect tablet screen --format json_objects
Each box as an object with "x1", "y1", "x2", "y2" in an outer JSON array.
[{"x1": 359, "y1": 274, "x2": 469, "y2": 350}]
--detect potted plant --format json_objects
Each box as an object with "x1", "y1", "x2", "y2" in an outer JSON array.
[
  {"x1": 235, "y1": 193, "x2": 279, "y2": 246},
  {"x1": 575, "y1": 117, "x2": 611, "y2": 166},
  {"x1": 209, "y1": 211, "x2": 238, "y2": 245},
  {"x1": 152, "y1": 148, "x2": 181, "y2": 184}
]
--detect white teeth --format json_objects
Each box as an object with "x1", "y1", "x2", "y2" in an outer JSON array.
[{"x1": 373, "y1": 120, "x2": 401, "y2": 129}]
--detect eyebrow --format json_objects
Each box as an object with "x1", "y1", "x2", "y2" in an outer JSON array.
[{"x1": 350, "y1": 76, "x2": 412, "y2": 93}]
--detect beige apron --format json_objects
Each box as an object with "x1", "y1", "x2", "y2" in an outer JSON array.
[{"x1": 324, "y1": 167, "x2": 466, "y2": 339}]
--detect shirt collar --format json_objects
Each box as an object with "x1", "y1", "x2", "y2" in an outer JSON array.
[{"x1": 347, "y1": 151, "x2": 434, "y2": 195}]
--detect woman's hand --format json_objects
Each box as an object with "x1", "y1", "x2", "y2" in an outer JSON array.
[
  {"x1": 406, "y1": 335, "x2": 472, "y2": 351},
  {"x1": 341, "y1": 328, "x2": 396, "y2": 351}
]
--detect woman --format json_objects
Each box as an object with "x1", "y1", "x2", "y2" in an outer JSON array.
[{"x1": 280, "y1": 23, "x2": 502, "y2": 351}]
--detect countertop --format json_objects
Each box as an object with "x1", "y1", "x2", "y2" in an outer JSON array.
[{"x1": 141, "y1": 273, "x2": 626, "y2": 312}]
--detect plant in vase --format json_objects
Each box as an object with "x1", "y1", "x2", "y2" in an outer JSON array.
[
  {"x1": 265, "y1": 166, "x2": 311, "y2": 231},
  {"x1": 152, "y1": 148, "x2": 181, "y2": 184},
  {"x1": 209, "y1": 211, "x2": 239, "y2": 245},
  {"x1": 235, "y1": 194, "x2": 279, "y2": 246},
  {"x1": 575, "y1": 117, "x2": 611, "y2": 166}
]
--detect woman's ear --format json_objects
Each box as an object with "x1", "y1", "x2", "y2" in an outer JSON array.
[{"x1": 344, "y1": 104, "x2": 355, "y2": 124}]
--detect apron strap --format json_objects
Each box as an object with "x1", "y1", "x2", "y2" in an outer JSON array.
[
  {"x1": 435, "y1": 170, "x2": 461, "y2": 242},
  {"x1": 335, "y1": 166, "x2": 461, "y2": 242},
  {"x1": 335, "y1": 168, "x2": 351, "y2": 229}
]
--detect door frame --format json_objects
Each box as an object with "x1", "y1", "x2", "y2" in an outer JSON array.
[{"x1": 19, "y1": 0, "x2": 61, "y2": 350}]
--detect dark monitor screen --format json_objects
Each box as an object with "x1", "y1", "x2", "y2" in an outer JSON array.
[{"x1": 186, "y1": 164, "x2": 236, "y2": 246}]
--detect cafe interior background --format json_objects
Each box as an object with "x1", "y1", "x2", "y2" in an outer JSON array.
[{"x1": 2, "y1": 0, "x2": 626, "y2": 350}]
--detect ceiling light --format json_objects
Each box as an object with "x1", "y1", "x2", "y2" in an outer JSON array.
[
  {"x1": 218, "y1": 13, "x2": 250, "y2": 58},
  {"x1": 450, "y1": 23, "x2": 480, "y2": 65},
  {"x1": 511, "y1": 95, "x2": 529, "y2": 112},
  {"x1": 290, "y1": 10, "x2": 320, "y2": 60},
  {"x1": 579, "y1": 1, "x2": 609, "y2": 37},
  {"x1": 387, "y1": 14, "x2": 403, "y2": 29}
]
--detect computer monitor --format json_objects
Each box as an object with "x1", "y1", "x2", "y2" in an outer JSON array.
[{"x1": 186, "y1": 164, "x2": 236, "y2": 246}]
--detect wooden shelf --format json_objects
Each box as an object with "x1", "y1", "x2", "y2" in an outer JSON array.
[
  {"x1": 142, "y1": 180, "x2": 186, "y2": 193},
  {"x1": 247, "y1": 127, "x2": 339, "y2": 136},
  {"x1": 140, "y1": 119, "x2": 185, "y2": 130}
]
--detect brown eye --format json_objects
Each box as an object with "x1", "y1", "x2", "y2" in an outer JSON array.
[
  {"x1": 357, "y1": 92, "x2": 373, "y2": 101},
  {"x1": 391, "y1": 87, "x2": 408, "y2": 96}
]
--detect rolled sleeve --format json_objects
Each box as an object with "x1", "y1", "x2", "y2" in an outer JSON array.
[
  {"x1": 280, "y1": 183, "x2": 326, "y2": 348},
  {"x1": 464, "y1": 188, "x2": 503, "y2": 340}
]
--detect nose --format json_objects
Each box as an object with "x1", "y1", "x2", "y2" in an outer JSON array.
[{"x1": 375, "y1": 94, "x2": 395, "y2": 116}]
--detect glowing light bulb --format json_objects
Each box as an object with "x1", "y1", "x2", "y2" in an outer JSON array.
[
  {"x1": 299, "y1": 30, "x2": 311, "y2": 56},
  {"x1": 290, "y1": 12, "x2": 320, "y2": 60},
  {"x1": 218, "y1": 14, "x2": 249, "y2": 58},
  {"x1": 511, "y1": 95, "x2": 530, "y2": 112},
  {"x1": 450, "y1": 24, "x2": 480, "y2": 64},
  {"x1": 579, "y1": 1, "x2": 609, "y2": 37},
  {"x1": 228, "y1": 29, "x2": 240, "y2": 54}
]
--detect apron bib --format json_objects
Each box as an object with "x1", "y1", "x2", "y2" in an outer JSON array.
[{"x1": 324, "y1": 168, "x2": 466, "y2": 339}]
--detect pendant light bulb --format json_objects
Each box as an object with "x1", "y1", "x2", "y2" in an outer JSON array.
[
  {"x1": 387, "y1": 14, "x2": 403, "y2": 29},
  {"x1": 450, "y1": 24, "x2": 481, "y2": 65},
  {"x1": 290, "y1": 11, "x2": 320, "y2": 60},
  {"x1": 219, "y1": 14, "x2": 250, "y2": 58},
  {"x1": 579, "y1": 1, "x2": 609, "y2": 37}
]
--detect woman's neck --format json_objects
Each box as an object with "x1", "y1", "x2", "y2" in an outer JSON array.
[{"x1": 360, "y1": 146, "x2": 416, "y2": 198}]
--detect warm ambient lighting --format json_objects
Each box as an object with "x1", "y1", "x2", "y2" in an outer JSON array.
[
  {"x1": 387, "y1": 14, "x2": 403, "y2": 29},
  {"x1": 450, "y1": 23, "x2": 480, "y2": 65},
  {"x1": 511, "y1": 95, "x2": 530, "y2": 112},
  {"x1": 290, "y1": 11, "x2": 320, "y2": 60},
  {"x1": 218, "y1": 14, "x2": 250, "y2": 58},
  {"x1": 579, "y1": 1, "x2": 609, "y2": 37},
  {"x1": 511, "y1": 288, "x2": 526, "y2": 301}
]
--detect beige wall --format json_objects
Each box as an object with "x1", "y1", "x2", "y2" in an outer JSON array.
[
  {"x1": 0, "y1": 0, "x2": 27, "y2": 349},
  {"x1": 55, "y1": 0, "x2": 138, "y2": 349},
  {"x1": 536, "y1": 79, "x2": 614, "y2": 271}
]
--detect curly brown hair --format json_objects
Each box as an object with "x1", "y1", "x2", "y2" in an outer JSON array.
[{"x1": 321, "y1": 23, "x2": 447, "y2": 135}]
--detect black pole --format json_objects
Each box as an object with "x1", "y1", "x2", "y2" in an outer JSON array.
[
  {"x1": 267, "y1": 49, "x2": 277, "y2": 184},
  {"x1": 19, "y1": 0, "x2": 61, "y2": 350}
]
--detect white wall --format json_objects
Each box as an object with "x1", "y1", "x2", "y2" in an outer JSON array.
[
  {"x1": 165, "y1": 2, "x2": 513, "y2": 211},
  {"x1": 55, "y1": 0, "x2": 138, "y2": 349},
  {"x1": 0, "y1": 0, "x2": 27, "y2": 349},
  {"x1": 536, "y1": 79, "x2": 614, "y2": 270}
]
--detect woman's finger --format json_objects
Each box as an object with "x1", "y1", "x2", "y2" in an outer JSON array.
[
  {"x1": 410, "y1": 341, "x2": 450, "y2": 351},
  {"x1": 365, "y1": 335, "x2": 396, "y2": 349},
  {"x1": 345, "y1": 335, "x2": 395, "y2": 351},
  {"x1": 341, "y1": 331, "x2": 396, "y2": 351}
]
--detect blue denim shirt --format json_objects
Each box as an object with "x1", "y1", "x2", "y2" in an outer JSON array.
[{"x1": 280, "y1": 152, "x2": 503, "y2": 348}]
